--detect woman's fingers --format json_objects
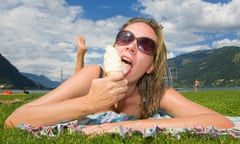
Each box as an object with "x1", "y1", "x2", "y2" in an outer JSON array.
[
  {"x1": 107, "y1": 71, "x2": 124, "y2": 81},
  {"x1": 86, "y1": 77, "x2": 128, "y2": 112},
  {"x1": 82, "y1": 125, "x2": 105, "y2": 135},
  {"x1": 82, "y1": 123, "x2": 117, "y2": 135}
]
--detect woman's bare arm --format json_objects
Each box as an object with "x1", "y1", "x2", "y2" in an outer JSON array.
[
  {"x1": 4, "y1": 65, "x2": 128, "y2": 128},
  {"x1": 82, "y1": 88, "x2": 233, "y2": 135},
  {"x1": 4, "y1": 65, "x2": 100, "y2": 127},
  {"x1": 26, "y1": 65, "x2": 101, "y2": 105},
  {"x1": 82, "y1": 111, "x2": 233, "y2": 135}
]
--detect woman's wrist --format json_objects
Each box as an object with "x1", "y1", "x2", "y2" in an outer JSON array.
[{"x1": 73, "y1": 96, "x2": 96, "y2": 116}]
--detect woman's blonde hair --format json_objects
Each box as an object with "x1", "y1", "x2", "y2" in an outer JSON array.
[{"x1": 119, "y1": 17, "x2": 167, "y2": 118}]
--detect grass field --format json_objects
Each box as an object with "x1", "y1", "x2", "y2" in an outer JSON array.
[{"x1": 0, "y1": 90, "x2": 240, "y2": 144}]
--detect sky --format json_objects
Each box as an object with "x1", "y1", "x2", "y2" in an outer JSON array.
[{"x1": 0, "y1": 0, "x2": 240, "y2": 81}]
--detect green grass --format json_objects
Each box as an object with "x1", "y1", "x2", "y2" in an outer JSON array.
[{"x1": 0, "y1": 91, "x2": 240, "y2": 144}]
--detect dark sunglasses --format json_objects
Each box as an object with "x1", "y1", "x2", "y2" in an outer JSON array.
[{"x1": 115, "y1": 31, "x2": 156, "y2": 55}]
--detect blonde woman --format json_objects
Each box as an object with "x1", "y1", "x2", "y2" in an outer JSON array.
[{"x1": 5, "y1": 18, "x2": 233, "y2": 134}]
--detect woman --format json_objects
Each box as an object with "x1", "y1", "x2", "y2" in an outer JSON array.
[{"x1": 4, "y1": 18, "x2": 233, "y2": 134}]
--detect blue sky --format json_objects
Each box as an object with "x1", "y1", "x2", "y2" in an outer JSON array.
[
  {"x1": 66, "y1": 0, "x2": 142, "y2": 20},
  {"x1": 0, "y1": 0, "x2": 239, "y2": 81}
]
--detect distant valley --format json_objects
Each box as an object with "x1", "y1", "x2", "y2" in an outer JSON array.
[{"x1": 22, "y1": 73, "x2": 60, "y2": 89}]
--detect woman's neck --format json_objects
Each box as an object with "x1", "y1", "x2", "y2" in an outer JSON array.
[
  {"x1": 126, "y1": 85, "x2": 137, "y2": 96},
  {"x1": 115, "y1": 86, "x2": 142, "y2": 118}
]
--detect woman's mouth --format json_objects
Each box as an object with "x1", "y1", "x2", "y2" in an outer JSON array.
[{"x1": 121, "y1": 57, "x2": 132, "y2": 76}]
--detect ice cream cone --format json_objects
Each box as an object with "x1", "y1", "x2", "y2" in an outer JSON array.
[{"x1": 103, "y1": 45, "x2": 124, "y2": 109}]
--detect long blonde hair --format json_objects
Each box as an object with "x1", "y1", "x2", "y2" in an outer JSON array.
[{"x1": 119, "y1": 17, "x2": 167, "y2": 118}]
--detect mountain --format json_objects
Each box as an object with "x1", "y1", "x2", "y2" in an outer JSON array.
[
  {"x1": 167, "y1": 46, "x2": 240, "y2": 88},
  {"x1": 22, "y1": 73, "x2": 60, "y2": 89},
  {"x1": 0, "y1": 54, "x2": 46, "y2": 89}
]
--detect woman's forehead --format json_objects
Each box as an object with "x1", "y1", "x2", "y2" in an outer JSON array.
[{"x1": 123, "y1": 22, "x2": 157, "y2": 41}]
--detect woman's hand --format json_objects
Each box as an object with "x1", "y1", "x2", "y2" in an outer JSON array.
[
  {"x1": 82, "y1": 122, "x2": 128, "y2": 135},
  {"x1": 81, "y1": 123, "x2": 117, "y2": 135},
  {"x1": 86, "y1": 72, "x2": 128, "y2": 112},
  {"x1": 81, "y1": 121, "x2": 145, "y2": 135}
]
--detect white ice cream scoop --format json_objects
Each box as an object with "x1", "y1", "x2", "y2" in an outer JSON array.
[{"x1": 103, "y1": 45, "x2": 123, "y2": 74}]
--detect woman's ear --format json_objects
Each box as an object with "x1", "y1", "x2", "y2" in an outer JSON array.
[{"x1": 146, "y1": 63, "x2": 155, "y2": 74}]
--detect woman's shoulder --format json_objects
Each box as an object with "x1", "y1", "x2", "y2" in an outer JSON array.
[
  {"x1": 159, "y1": 87, "x2": 188, "y2": 113},
  {"x1": 162, "y1": 87, "x2": 185, "y2": 98},
  {"x1": 160, "y1": 87, "x2": 183, "y2": 103},
  {"x1": 163, "y1": 87, "x2": 178, "y2": 93}
]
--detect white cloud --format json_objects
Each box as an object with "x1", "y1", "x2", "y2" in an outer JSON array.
[
  {"x1": 0, "y1": 0, "x2": 87, "y2": 81},
  {"x1": 139, "y1": 0, "x2": 240, "y2": 30},
  {"x1": 0, "y1": 0, "x2": 127, "y2": 81},
  {"x1": 237, "y1": 31, "x2": 240, "y2": 37},
  {"x1": 168, "y1": 44, "x2": 211, "y2": 56},
  {"x1": 167, "y1": 51, "x2": 175, "y2": 59},
  {"x1": 212, "y1": 39, "x2": 240, "y2": 48},
  {"x1": 138, "y1": 0, "x2": 240, "y2": 54}
]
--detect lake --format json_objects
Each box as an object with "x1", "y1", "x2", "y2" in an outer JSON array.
[{"x1": 2, "y1": 86, "x2": 240, "y2": 94}]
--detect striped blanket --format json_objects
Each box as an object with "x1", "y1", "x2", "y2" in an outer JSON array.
[{"x1": 17, "y1": 111, "x2": 240, "y2": 138}]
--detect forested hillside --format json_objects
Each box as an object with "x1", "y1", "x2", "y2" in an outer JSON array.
[
  {"x1": 0, "y1": 54, "x2": 45, "y2": 89},
  {"x1": 168, "y1": 46, "x2": 240, "y2": 87}
]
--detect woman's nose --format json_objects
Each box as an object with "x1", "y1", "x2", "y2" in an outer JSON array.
[{"x1": 125, "y1": 40, "x2": 137, "y2": 55}]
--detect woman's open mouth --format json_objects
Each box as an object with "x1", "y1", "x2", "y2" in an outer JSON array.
[{"x1": 121, "y1": 57, "x2": 132, "y2": 76}]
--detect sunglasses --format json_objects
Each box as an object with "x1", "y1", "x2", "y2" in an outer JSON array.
[{"x1": 115, "y1": 31, "x2": 156, "y2": 55}]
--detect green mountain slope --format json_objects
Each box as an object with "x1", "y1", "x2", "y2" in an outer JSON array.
[
  {"x1": 0, "y1": 54, "x2": 45, "y2": 89},
  {"x1": 168, "y1": 46, "x2": 240, "y2": 87}
]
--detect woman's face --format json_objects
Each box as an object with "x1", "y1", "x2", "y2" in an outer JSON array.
[{"x1": 115, "y1": 22, "x2": 157, "y2": 84}]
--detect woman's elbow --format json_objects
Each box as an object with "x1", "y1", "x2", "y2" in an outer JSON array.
[
  {"x1": 219, "y1": 117, "x2": 234, "y2": 129},
  {"x1": 4, "y1": 109, "x2": 23, "y2": 128},
  {"x1": 4, "y1": 115, "x2": 18, "y2": 128},
  {"x1": 223, "y1": 120, "x2": 234, "y2": 128}
]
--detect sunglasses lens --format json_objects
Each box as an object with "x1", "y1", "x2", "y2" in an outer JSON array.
[
  {"x1": 116, "y1": 31, "x2": 134, "y2": 45},
  {"x1": 137, "y1": 38, "x2": 155, "y2": 54},
  {"x1": 115, "y1": 31, "x2": 155, "y2": 55}
]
